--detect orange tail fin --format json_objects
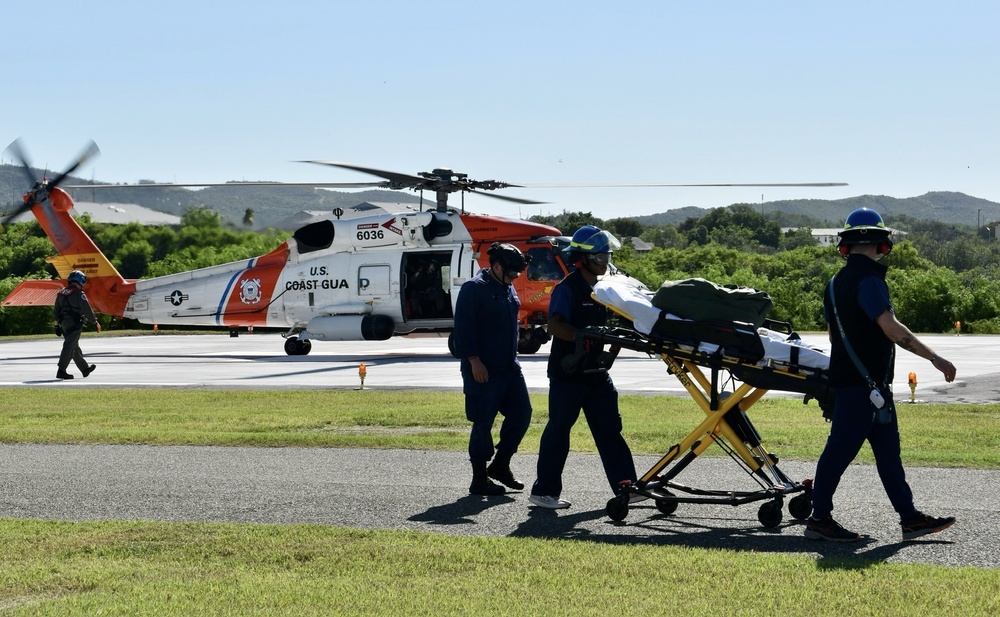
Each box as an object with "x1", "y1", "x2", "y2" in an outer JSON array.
[{"x1": 23, "y1": 187, "x2": 134, "y2": 317}]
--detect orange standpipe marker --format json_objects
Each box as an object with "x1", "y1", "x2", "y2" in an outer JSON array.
[
  {"x1": 359, "y1": 363, "x2": 367, "y2": 390},
  {"x1": 908, "y1": 372, "x2": 917, "y2": 403}
]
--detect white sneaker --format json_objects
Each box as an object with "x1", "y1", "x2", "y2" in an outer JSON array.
[{"x1": 528, "y1": 494, "x2": 571, "y2": 509}]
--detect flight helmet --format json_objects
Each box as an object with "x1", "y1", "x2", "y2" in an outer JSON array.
[
  {"x1": 487, "y1": 242, "x2": 528, "y2": 274},
  {"x1": 837, "y1": 208, "x2": 893, "y2": 256},
  {"x1": 67, "y1": 270, "x2": 88, "y2": 287}
]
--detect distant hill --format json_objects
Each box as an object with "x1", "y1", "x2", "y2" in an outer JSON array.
[
  {"x1": 632, "y1": 192, "x2": 1000, "y2": 228},
  {"x1": 5, "y1": 163, "x2": 998, "y2": 230}
]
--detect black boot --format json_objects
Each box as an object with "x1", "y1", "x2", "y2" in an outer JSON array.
[
  {"x1": 469, "y1": 461, "x2": 505, "y2": 496},
  {"x1": 487, "y1": 451, "x2": 524, "y2": 490},
  {"x1": 56, "y1": 370, "x2": 73, "y2": 380}
]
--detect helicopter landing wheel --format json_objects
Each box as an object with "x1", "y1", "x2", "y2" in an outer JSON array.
[{"x1": 284, "y1": 337, "x2": 312, "y2": 356}]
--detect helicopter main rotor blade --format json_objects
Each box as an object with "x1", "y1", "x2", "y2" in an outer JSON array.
[
  {"x1": 468, "y1": 189, "x2": 546, "y2": 205},
  {"x1": 519, "y1": 182, "x2": 849, "y2": 188},
  {"x1": 63, "y1": 181, "x2": 390, "y2": 190},
  {"x1": 298, "y1": 161, "x2": 428, "y2": 188}
]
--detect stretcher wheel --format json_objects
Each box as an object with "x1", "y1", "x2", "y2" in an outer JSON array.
[
  {"x1": 654, "y1": 491, "x2": 677, "y2": 515},
  {"x1": 788, "y1": 493, "x2": 812, "y2": 520},
  {"x1": 758, "y1": 501, "x2": 783, "y2": 528},
  {"x1": 606, "y1": 496, "x2": 629, "y2": 521}
]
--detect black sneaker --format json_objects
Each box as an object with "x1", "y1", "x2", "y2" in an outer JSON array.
[
  {"x1": 901, "y1": 513, "x2": 955, "y2": 540},
  {"x1": 804, "y1": 516, "x2": 861, "y2": 542}
]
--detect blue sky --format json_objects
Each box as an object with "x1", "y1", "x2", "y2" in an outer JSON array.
[{"x1": 3, "y1": 1, "x2": 997, "y2": 221}]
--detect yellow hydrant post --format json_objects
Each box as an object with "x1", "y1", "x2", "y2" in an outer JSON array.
[
  {"x1": 359, "y1": 363, "x2": 367, "y2": 390},
  {"x1": 908, "y1": 371, "x2": 917, "y2": 403}
]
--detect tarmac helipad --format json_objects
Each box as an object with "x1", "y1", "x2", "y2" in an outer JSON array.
[{"x1": 1, "y1": 332, "x2": 995, "y2": 403}]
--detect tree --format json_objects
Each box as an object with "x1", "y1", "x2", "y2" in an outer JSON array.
[
  {"x1": 243, "y1": 208, "x2": 256, "y2": 228},
  {"x1": 779, "y1": 228, "x2": 818, "y2": 250},
  {"x1": 604, "y1": 217, "x2": 645, "y2": 240},
  {"x1": 529, "y1": 210, "x2": 603, "y2": 235}
]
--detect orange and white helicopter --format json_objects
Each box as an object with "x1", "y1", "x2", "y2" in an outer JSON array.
[{"x1": 1, "y1": 140, "x2": 845, "y2": 355}]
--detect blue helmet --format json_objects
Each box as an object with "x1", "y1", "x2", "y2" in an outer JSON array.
[
  {"x1": 569, "y1": 225, "x2": 621, "y2": 254},
  {"x1": 838, "y1": 208, "x2": 893, "y2": 255},
  {"x1": 838, "y1": 208, "x2": 891, "y2": 244},
  {"x1": 67, "y1": 270, "x2": 88, "y2": 287},
  {"x1": 842, "y1": 208, "x2": 887, "y2": 233}
]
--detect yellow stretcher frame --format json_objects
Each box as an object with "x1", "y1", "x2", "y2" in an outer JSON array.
[{"x1": 577, "y1": 312, "x2": 829, "y2": 528}]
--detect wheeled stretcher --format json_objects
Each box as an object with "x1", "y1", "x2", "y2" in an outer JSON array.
[{"x1": 578, "y1": 281, "x2": 834, "y2": 527}]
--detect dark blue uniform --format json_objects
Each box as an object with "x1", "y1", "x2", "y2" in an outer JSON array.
[
  {"x1": 531, "y1": 269, "x2": 637, "y2": 498},
  {"x1": 813, "y1": 254, "x2": 917, "y2": 521},
  {"x1": 453, "y1": 268, "x2": 532, "y2": 464}
]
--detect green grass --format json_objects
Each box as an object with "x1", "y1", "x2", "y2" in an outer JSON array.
[
  {"x1": 2, "y1": 388, "x2": 999, "y2": 614},
  {"x1": 1, "y1": 388, "x2": 998, "y2": 467},
  {"x1": 1, "y1": 520, "x2": 997, "y2": 616}
]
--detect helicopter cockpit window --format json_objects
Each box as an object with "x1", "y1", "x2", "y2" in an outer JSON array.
[
  {"x1": 526, "y1": 247, "x2": 565, "y2": 281},
  {"x1": 293, "y1": 220, "x2": 335, "y2": 254}
]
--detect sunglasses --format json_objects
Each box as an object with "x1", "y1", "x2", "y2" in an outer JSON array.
[{"x1": 504, "y1": 269, "x2": 524, "y2": 279}]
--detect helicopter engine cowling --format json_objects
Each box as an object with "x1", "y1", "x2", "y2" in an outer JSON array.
[{"x1": 306, "y1": 314, "x2": 395, "y2": 341}]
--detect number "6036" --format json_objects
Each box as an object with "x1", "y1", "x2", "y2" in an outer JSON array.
[{"x1": 357, "y1": 229, "x2": 384, "y2": 241}]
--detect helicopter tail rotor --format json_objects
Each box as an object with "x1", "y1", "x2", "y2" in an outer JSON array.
[{"x1": 1, "y1": 139, "x2": 100, "y2": 231}]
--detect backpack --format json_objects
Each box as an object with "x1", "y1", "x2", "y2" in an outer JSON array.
[{"x1": 651, "y1": 278, "x2": 773, "y2": 328}]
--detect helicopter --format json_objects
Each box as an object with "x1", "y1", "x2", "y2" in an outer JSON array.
[{"x1": 1, "y1": 140, "x2": 846, "y2": 355}]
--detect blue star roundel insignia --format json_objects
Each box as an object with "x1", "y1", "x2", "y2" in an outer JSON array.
[{"x1": 165, "y1": 290, "x2": 189, "y2": 306}]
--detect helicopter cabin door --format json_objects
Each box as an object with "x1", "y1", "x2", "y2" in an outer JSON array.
[{"x1": 403, "y1": 251, "x2": 454, "y2": 322}]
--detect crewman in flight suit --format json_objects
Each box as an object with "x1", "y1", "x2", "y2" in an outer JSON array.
[
  {"x1": 452, "y1": 242, "x2": 533, "y2": 496},
  {"x1": 54, "y1": 270, "x2": 101, "y2": 379}
]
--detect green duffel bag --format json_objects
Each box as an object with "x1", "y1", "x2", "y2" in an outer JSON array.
[{"x1": 651, "y1": 277, "x2": 773, "y2": 328}]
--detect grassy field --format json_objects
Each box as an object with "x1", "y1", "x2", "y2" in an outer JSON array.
[
  {"x1": 1, "y1": 388, "x2": 998, "y2": 467},
  {"x1": 2, "y1": 388, "x2": 999, "y2": 615}
]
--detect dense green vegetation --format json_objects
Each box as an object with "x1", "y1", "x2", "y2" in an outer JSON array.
[
  {"x1": 3, "y1": 202, "x2": 1000, "y2": 335},
  {"x1": 536, "y1": 204, "x2": 1000, "y2": 333}
]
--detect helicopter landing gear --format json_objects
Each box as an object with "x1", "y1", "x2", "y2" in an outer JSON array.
[{"x1": 283, "y1": 336, "x2": 312, "y2": 356}]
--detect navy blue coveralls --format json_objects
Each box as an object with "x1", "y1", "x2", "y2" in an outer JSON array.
[
  {"x1": 813, "y1": 254, "x2": 918, "y2": 521},
  {"x1": 531, "y1": 269, "x2": 637, "y2": 498},
  {"x1": 54, "y1": 285, "x2": 97, "y2": 374},
  {"x1": 452, "y1": 268, "x2": 532, "y2": 464}
]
